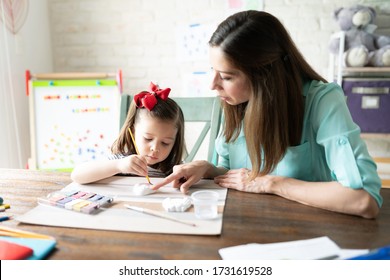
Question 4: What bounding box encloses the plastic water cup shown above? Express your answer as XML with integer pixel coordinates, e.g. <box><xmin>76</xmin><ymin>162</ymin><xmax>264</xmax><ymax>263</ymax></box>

<box><xmin>191</xmin><ymin>190</ymin><xmax>219</xmax><ymax>219</ymax></box>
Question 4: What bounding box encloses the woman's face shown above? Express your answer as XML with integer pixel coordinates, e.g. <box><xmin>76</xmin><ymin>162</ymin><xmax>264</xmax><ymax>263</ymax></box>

<box><xmin>209</xmin><ymin>46</ymin><xmax>251</xmax><ymax>105</ymax></box>
<box><xmin>133</xmin><ymin>111</ymin><xmax>177</xmax><ymax>165</ymax></box>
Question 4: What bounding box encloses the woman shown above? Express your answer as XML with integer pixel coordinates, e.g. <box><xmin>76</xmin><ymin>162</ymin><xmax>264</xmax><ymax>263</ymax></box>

<box><xmin>153</xmin><ymin>11</ymin><xmax>382</xmax><ymax>219</ymax></box>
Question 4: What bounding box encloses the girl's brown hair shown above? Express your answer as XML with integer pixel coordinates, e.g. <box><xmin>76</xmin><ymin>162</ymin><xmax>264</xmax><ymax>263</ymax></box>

<box><xmin>111</xmin><ymin>97</ymin><xmax>185</xmax><ymax>174</ymax></box>
<box><xmin>209</xmin><ymin>11</ymin><xmax>326</xmax><ymax>178</ymax></box>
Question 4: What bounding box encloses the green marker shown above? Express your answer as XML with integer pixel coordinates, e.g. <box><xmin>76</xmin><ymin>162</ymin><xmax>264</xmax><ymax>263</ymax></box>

<box><xmin>0</xmin><ymin>197</ymin><xmax>3</xmax><ymax>204</ymax></box>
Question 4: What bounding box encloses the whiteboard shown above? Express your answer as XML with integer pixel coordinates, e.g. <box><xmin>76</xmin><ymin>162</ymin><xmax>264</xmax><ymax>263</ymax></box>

<box><xmin>29</xmin><ymin>79</ymin><xmax>120</xmax><ymax>171</ymax></box>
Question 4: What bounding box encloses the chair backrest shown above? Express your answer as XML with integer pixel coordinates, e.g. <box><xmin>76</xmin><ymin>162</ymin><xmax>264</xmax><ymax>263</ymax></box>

<box><xmin>119</xmin><ymin>95</ymin><xmax>222</xmax><ymax>164</ymax></box>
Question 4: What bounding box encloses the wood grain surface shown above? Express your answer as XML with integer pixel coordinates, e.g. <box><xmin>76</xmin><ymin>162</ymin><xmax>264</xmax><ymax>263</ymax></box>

<box><xmin>0</xmin><ymin>168</ymin><xmax>389</xmax><ymax>260</ymax></box>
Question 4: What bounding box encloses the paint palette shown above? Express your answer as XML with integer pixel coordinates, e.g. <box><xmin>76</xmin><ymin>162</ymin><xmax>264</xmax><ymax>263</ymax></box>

<box><xmin>37</xmin><ymin>190</ymin><xmax>114</xmax><ymax>214</ymax></box>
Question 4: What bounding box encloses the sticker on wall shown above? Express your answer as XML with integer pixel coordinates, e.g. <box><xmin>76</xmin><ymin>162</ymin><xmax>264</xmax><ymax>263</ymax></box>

<box><xmin>181</xmin><ymin>71</ymin><xmax>214</xmax><ymax>97</ymax></box>
<box><xmin>176</xmin><ymin>23</ymin><xmax>214</xmax><ymax>62</ymax></box>
<box><xmin>0</xmin><ymin>0</ymin><xmax>29</xmax><ymax>34</ymax></box>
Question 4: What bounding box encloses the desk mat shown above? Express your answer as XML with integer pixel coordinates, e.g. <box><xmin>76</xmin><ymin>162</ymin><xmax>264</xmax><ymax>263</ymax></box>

<box><xmin>16</xmin><ymin>177</ymin><xmax>227</xmax><ymax>235</ymax></box>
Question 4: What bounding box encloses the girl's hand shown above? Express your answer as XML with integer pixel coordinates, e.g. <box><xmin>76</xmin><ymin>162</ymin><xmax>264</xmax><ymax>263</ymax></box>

<box><xmin>152</xmin><ymin>160</ymin><xmax>212</xmax><ymax>194</ymax></box>
<box><xmin>117</xmin><ymin>155</ymin><xmax>148</xmax><ymax>177</ymax></box>
<box><xmin>214</xmin><ymin>168</ymin><xmax>277</xmax><ymax>193</ymax></box>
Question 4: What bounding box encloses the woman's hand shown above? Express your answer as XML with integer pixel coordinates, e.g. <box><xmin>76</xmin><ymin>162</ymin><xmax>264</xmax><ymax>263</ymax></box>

<box><xmin>117</xmin><ymin>155</ymin><xmax>148</xmax><ymax>177</ymax></box>
<box><xmin>152</xmin><ymin>160</ymin><xmax>214</xmax><ymax>194</ymax></box>
<box><xmin>214</xmin><ymin>168</ymin><xmax>278</xmax><ymax>193</ymax></box>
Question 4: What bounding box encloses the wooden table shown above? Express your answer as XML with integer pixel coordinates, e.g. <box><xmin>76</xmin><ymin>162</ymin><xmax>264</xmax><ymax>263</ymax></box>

<box><xmin>1</xmin><ymin>168</ymin><xmax>389</xmax><ymax>260</ymax></box>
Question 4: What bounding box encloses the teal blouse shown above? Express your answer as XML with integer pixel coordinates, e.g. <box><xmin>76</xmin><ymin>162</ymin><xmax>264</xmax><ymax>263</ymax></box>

<box><xmin>215</xmin><ymin>80</ymin><xmax>383</xmax><ymax>206</ymax></box>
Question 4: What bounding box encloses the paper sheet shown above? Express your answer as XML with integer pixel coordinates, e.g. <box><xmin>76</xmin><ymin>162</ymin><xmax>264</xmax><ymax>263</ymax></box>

<box><xmin>219</xmin><ymin>237</ymin><xmax>342</xmax><ymax>260</ymax></box>
<box><xmin>219</xmin><ymin>236</ymin><xmax>371</xmax><ymax>260</ymax></box>
<box><xmin>16</xmin><ymin>176</ymin><xmax>227</xmax><ymax>235</ymax></box>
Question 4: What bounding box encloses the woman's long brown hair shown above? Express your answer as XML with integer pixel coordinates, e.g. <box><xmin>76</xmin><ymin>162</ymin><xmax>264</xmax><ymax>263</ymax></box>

<box><xmin>209</xmin><ymin>11</ymin><xmax>326</xmax><ymax>178</ymax></box>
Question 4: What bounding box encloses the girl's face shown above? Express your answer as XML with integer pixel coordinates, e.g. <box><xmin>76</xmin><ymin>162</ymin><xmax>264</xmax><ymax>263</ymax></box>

<box><xmin>133</xmin><ymin>112</ymin><xmax>177</xmax><ymax>165</ymax></box>
<box><xmin>209</xmin><ymin>46</ymin><xmax>251</xmax><ymax>105</ymax></box>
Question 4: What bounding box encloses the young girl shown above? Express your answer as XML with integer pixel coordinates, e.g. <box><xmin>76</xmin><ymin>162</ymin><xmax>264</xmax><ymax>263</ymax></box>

<box><xmin>152</xmin><ymin>11</ymin><xmax>382</xmax><ymax>219</ymax></box>
<box><xmin>71</xmin><ymin>82</ymin><xmax>185</xmax><ymax>184</ymax></box>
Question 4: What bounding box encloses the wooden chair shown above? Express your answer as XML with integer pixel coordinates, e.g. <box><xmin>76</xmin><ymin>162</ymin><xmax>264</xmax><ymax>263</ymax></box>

<box><xmin>120</xmin><ymin>95</ymin><xmax>222</xmax><ymax>164</ymax></box>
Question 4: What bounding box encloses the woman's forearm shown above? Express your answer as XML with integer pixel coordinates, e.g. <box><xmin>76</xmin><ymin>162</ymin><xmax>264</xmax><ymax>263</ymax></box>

<box><xmin>267</xmin><ymin>177</ymin><xmax>379</xmax><ymax>219</ymax></box>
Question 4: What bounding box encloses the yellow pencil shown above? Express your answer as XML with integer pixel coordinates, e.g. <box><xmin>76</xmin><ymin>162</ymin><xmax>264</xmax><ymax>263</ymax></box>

<box><xmin>0</xmin><ymin>225</ymin><xmax>54</xmax><ymax>240</ymax></box>
<box><xmin>128</xmin><ymin>127</ymin><xmax>152</xmax><ymax>185</ymax></box>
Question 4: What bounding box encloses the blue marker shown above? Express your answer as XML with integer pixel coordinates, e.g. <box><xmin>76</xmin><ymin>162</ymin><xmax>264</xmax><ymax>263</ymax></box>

<box><xmin>347</xmin><ymin>245</ymin><xmax>390</xmax><ymax>260</ymax></box>
<box><xmin>0</xmin><ymin>197</ymin><xmax>3</xmax><ymax>204</ymax></box>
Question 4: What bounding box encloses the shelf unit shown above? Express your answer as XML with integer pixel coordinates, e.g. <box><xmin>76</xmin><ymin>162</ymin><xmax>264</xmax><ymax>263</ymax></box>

<box><xmin>328</xmin><ymin>35</ymin><xmax>390</xmax><ymax>187</ymax></box>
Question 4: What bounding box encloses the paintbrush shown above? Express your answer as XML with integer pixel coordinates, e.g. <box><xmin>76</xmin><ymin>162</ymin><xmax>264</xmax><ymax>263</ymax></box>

<box><xmin>124</xmin><ymin>204</ymin><xmax>196</xmax><ymax>227</ymax></box>
<box><xmin>128</xmin><ymin>127</ymin><xmax>152</xmax><ymax>185</ymax></box>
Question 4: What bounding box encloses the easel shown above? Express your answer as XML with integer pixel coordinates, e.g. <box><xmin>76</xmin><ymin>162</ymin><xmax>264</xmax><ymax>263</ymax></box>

<box><xmin>26</xmin><ymin>70</ymin><xmax>122</xmax><ymax>171</ymax></box>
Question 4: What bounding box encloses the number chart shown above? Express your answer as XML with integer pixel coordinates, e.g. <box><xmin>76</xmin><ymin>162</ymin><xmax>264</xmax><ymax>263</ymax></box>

<box><xmin>27</xmin><ymin>71</ymin><xmax>122</xmax><ymax>171</ymax></box>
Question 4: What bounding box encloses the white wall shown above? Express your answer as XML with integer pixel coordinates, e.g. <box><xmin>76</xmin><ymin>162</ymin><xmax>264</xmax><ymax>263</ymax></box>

<box><xmin>0</xmin><ymin>0</ymin><xmax>53</xmax><ymax>168</ymax></box>
<box><xmin>1</xmin><ymin>0</ymin><xmax>389</xmax><ymax>168</ymax></box>
<box><xmin>45</xmin><ymin>0</ymin><xmax>390</xmax><ymax>163</ymax></box>
<box><xmin>47</xmin><ymin>0</ymin><xmax>390</xmax><ymax>96</ymax></box>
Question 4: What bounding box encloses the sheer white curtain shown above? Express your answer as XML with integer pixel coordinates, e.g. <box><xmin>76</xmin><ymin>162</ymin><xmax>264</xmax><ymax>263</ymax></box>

<box><xmin>0</xmin><ymin>0</ymin><xmax>53</xmax><ymax>168</ymax></box>
<box><xmin>0</xmin><ymin>1</ymin><xmax>23</xmax><ymax>168</ymax></box>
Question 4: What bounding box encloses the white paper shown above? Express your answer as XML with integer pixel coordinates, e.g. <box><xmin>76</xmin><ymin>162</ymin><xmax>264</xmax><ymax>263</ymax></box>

<box><xmin>336</xmin><ymin>249</ymin><xmax>370</xmax><ymax>260</ymax></box>
<box><xmin>219</xmin><ymin>236</ymin><xmax>342</xmax><ymax>260</ymax></box>
<box><xmin>175</xmin><ymin>24</ymin><xmax>214</xmax><ymax>62</ymax></box>
<box><xmin>16</xmin><ymin>177</ymin><xmax>227</xmax><ymax>235</ymax></box>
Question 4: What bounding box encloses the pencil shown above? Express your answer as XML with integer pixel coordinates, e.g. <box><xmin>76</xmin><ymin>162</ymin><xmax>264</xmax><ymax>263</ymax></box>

<box><xmin>0</xmin><ymin>216</ymin><xmax>12</xmax><ymax>222</ymax></box>
<box><xmin>127</xmin><ymin>127</ymin><xmax>152</xmax><ymax>185</ymax></box>
<box><xmin>0</xmin><ymin>225</ymin><xmax>54</xmax><ymax>239</ymax></box>
<box><xmin>124</xmin><ymin>204</ymin><xmax>196</xmax><ymax>227</ymax></box>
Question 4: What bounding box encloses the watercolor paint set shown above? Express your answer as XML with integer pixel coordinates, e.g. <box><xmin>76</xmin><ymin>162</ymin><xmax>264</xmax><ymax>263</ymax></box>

<box><xmin>38</xmin><ymin>190</ymin><xmax>114</xmax><ymax>214</ymax></box>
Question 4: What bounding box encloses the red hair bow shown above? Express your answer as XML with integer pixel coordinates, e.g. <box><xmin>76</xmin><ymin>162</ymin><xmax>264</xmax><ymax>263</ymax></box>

<box><xmin>134</xmin><ymin>82</ymin><xmax>171</xmax><ymax>111</ymax></box>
